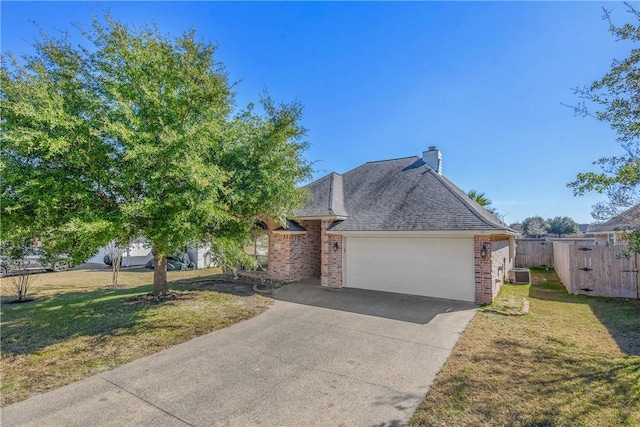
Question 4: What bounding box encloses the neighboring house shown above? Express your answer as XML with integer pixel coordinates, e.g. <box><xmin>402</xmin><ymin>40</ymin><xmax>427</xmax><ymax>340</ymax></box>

<box><xmin>258</xmin><ymin>147</ymin><xmax>517</xmax><ymax>303</ymax></box>
<box><xmin>587</xmin><ymin>204</ymin><xmax>640</xmax><ymax>245</ymax></box>
<box><xmin>86</xmin><ymin>238</ymin><xmax>214</xmax><ymax>269</ymax></box>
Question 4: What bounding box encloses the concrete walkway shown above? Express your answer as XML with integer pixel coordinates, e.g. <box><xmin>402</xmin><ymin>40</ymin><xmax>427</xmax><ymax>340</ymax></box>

<box><xmin>2</xmin><ymin>280</ymin><xmax>476</xmax><ymax>427</ymax></box>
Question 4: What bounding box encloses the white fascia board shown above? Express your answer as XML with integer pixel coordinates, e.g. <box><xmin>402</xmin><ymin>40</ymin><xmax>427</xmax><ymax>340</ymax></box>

<box><xmin>326</xmin><ymin>229</ymin><xmax>516</xmax><ymax>237</ymax></box>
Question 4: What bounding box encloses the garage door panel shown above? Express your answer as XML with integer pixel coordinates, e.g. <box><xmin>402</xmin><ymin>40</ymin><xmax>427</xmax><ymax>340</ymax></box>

<box><xmin>345</xmin><ymin>237</ymin><xmax>474</xmax><ymax>302</ymax></box>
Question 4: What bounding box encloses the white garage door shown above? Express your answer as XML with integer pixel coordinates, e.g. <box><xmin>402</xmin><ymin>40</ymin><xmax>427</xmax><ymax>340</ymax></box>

<box><xmin>344</xmin><ymin>236</ymin><xmax>475</xmax><ymax>302</ymax></box>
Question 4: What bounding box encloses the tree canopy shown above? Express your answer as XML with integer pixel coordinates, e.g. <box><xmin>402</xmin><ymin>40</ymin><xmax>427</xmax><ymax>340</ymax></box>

<box><xmin>1</xmin><ymin>16</ymin><xmax>311</xmax><ymax>295</ymax></box>
<box><xmin>522</xmin><ymin>216</ymin><xmax>549</xmax><ymax>238</ymax></box>
<box><xmin>568</xmin><ymin>3</ymin><xmax>640</xmax><ymax>220</ymax></box>
<box><xmin>547</xmin><ymin>216</ymin><xmax>578</xmax><ymax>238</ymax></box>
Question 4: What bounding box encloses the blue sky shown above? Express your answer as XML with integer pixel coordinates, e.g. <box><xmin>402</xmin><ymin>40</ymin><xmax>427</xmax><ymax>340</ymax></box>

<box><xmin>1</xmin><ymin>1</ymin><xmax>633</xmax><ymax>224</ymax></box>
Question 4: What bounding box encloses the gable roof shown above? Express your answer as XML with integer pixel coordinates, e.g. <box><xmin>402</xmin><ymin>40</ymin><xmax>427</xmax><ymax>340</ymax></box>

<box><xmin>295</xmin><ymin>172</ymin><xmax>347</xmax><ymax>218</ymax></box>
<box><xmin>587</xmin><ymin>204</ymin><xmax>640</xmax><ymax>233</ymax></box>
<box><xmin>295</xmin><ymin>156</ymin><xmax>514</xmax><ymax>233</ymax></box>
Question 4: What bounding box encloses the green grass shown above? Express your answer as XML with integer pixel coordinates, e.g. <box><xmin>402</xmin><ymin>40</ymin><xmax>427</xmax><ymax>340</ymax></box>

<box><xmin>0</xmin><ymin>267</ymin><xmax>271</xmax><ymax>406</ymax></box>
<box><xmin>410</xmin><ymin>269</ymin><xmax>640</xmax><ymax>426</ymax></box>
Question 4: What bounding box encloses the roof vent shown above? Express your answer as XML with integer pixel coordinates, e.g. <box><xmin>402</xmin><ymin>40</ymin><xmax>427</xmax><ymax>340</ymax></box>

<box><xmin>423</xmin><ymin>147</ymin><xmax>442</xmax><ymax>175</ymax></box>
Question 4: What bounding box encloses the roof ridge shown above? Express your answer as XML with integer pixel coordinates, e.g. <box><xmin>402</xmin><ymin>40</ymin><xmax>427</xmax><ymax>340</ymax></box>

<box><xmin>364</xmin><ymin>155</ymin><xmax>419</xmax><ymax>164</ymax></box>
<box><xmin>329</xmin><ymin>173</ymin><xmax>347</xmax><ymax>217</ymax></box>
<box><xmin>426</xmin><ymin>168</ymin><xmax>513</xmax><ymax>232</ymax></box>
<box><xmin>339</xmin><ymin>155</ymin><xmax>420</xmax><ymax>178</ymax></box>
<box><xmin>328</xmin><ymin>173</ymin><xmax>335</xmax><ymax>215</ymax></box>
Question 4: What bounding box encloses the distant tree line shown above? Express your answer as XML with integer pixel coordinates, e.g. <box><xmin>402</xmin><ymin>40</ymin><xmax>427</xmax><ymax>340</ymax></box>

<box><xmin>509</xmin><ymin>216</ymin><xmax>579</xmax><ymax>238</ymax></box>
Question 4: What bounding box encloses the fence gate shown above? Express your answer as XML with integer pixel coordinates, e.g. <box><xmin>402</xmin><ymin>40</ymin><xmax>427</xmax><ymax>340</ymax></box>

<box><xmin>572</xmin><ymin>245</ymin><xmax>639</xmax><ymax>299</ymax></box>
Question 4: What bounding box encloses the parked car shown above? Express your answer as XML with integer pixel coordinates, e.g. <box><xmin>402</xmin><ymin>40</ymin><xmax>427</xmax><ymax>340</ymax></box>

<box><xmin>0</xmin><ymin>249</ymin><xmax>72</xmax><ymax>278</ymax></box>
<box><xmin>145</xmin><ymin>253</ymin><xmax>195</xmax><ymax>271</ymax></box>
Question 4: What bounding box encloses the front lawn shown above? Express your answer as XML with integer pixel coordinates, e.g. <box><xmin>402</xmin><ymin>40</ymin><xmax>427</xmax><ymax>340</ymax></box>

<box><xmin>0</xmin><ymin>267</ymin><xmax>272</xmax><ymax>406</ymax></box>
<box><xmin>410</xmin><ymin>269</ymin><xmax>640</xmax><ymax>426</ymax></box>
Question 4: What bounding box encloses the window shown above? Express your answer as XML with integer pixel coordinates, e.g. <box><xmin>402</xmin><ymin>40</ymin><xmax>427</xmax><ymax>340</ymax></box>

<box><xmin>244</xmin><ymin>221</ymin><xmax>268</xmax><ymax>270</ymax></box>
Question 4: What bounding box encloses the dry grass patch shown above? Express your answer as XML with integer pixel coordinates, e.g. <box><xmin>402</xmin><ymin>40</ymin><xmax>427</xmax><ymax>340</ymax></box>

<box><xmin>410</xmin><ymin>269</ymin><xmax>640</xmax><ymax>426</ymax></box>
<box><xmin>1</xmin><ymin>267</ymin><xmax>272</xmax><ymax>406</ymax></box>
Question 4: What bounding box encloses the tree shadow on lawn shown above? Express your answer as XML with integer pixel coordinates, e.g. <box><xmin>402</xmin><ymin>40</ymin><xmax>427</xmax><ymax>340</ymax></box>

<box><xmin>528</xmin><ymin>270</ymin><xmax>640</xmax><ymax>356</ymax></box>
<box><xmin>436</xmin><ymin>337</ymin><xmax>640</xmax><ymax>426</ymax></box>
<box><xmin>0</xmin><ymin>274</ymin><xmax>263</xmax><ymax>357</ymax></box>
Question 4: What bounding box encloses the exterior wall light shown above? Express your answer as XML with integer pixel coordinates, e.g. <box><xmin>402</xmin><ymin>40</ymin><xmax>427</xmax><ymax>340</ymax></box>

<box><xmin>480</xmin><ymin>244</ymin><xmax>488</xmax><ymax>258</ymax></box>
<box><xmin>332</xmin><ymin>241</ymin><xmax>339</xmax><ymax>252</ymax></box>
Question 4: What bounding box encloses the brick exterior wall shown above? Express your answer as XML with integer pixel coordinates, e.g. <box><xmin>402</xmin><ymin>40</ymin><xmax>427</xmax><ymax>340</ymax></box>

<box><xmin>268</xmin><ymin>231</ymin><xmax>292</xmax><ymax>281</ymax></box>
<box><xmin>266</xmin><ymin>220</ymin><xmax>321</xmax><ymax>282</ymax></box>
<box><xmin>268</xmin><ymin>219</ymin><xmax>512</xmax><ymax>302</ymax></box>
<box><xmin>491</xmin><ymin>236</ymin><xmax>512</xmax><ymax>295</ymax></box>
<box><xmin>474</xmin><ymin>235</ymin><xmax>514</xmax><ymax>303</ymax></box>
<box><xmin>320</xmin><ymin>220</ymin><xmax>343</xmax><ymax>287</ymax></box>
<box><xmin>291</xmin><ymin>220</ymin><xmax>321</xmax><ymax>280</ymax></box>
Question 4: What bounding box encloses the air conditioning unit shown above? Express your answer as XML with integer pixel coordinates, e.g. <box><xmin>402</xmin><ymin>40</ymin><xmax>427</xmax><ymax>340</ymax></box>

<box><xmin>509</xmin><ymin>268</ymin><xmax>531</xmax><ymax>284</ymax></box>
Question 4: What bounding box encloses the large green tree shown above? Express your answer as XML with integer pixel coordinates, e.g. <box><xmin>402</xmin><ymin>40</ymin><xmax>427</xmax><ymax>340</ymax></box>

<box><xmin>568</xmin><ymin>3</ymin><xmax>640</xmax><ymax>220</ymax></box>
<box><xmin>1</xmin><ymin>16</ymin><xmax>311</xmax><ymax>296</ymax></box>
<box><xmin>547</xmin><ymin>216</ymin><xmax>578</xmax><ymax>238</ymax></box>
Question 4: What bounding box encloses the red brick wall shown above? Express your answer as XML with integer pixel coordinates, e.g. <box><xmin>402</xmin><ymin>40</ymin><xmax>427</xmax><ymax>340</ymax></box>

<box><xmin>320</xmin><ymin>221</ymin><xmax>343</xmax><ymax>287</ymax></box>
<box><xmin>268</xmin><ymin>231</ymin><xmax>292</xmax><ymax>281</ymax></box>
<box><xmin>474</xmin><ymin>236</ymin><xmax>493</xmax><ymax>303</ymax></box>
<box><xmin>290</xmin><ymin>220</ymin><xmax>321</xmax><ymax>280</ymax></box>
<box><xmin>474</xmin><ymin>235</ymin><xmax>513</xmax><ymax>303</ymax></box>
<box><xmin>267</xmin><ymin>220</ymin><xmax>322</xmax><ymax>282</ymax></box>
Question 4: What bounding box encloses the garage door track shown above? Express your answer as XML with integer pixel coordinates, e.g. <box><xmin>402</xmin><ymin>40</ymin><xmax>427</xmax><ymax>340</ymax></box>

<box><xmin>2</xmin><ymin>279</ymin><xmax>476</xmax><ymax>427</ymax></box>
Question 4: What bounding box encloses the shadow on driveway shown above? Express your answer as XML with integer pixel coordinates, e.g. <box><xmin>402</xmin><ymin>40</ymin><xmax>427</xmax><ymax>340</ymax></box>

<box><xmin>275</xmin><ymin>278</ymin><xmax>477</xmax><ymax>325</ymax></box>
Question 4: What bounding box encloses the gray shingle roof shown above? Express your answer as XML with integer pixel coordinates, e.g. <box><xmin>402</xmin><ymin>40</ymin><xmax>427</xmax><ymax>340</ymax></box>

<box><xmin>295</xmin><ymin>172</ymin><xmax>347</xmax><ymax>218</ymax></box>
<box><xmin>587</xmin><ymin>204</ymin><xmax>640</xmax><ymax>233</ymax></box>
<box><xmin>275</xmin><ymin>219</ymin><xmax>307</xmax><ymax>232</ymax></box>
<box><xmin>295</xmin><ymin>156</ymin><xmax>513</xmax><ymax>233</ymax></box>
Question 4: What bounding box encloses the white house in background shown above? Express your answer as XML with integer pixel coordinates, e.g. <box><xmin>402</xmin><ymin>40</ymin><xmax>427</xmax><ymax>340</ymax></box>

<box><xmin>86</xmin><ymin>238</ymin><xmax>215</xmax><ymax>269</ymax></box>
<box><xmin>587</xmin><ymin>204</ymin><xmax>640</xmax><ymax>245</ymax></box>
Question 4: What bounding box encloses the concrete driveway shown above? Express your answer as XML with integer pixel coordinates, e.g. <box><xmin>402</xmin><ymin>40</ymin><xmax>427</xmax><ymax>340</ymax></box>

<box><xmin>2</xmin><ymin>279</ymin><xmax>476</xmax><ymax>427</ymax></box>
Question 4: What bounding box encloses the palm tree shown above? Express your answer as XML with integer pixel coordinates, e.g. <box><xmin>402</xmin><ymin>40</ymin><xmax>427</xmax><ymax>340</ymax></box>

<box><xmin>468</xmin><ymin>189</ymin><xmax>498</xmax><ymax>217</ymax></box>
<box><xmin>468</xmin><ymin>189</ymin><xmax>492</xmax><ymax>207</ymax></box>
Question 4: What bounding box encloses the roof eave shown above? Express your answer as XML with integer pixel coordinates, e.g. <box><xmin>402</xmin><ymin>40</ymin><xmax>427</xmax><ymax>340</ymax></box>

<box><xmin>272</xmin><ymin>230</ymin><xmax>307</xmax><ymax>235</ymax></box>
<box><xmin>326</xmin><ymin>229</ymin><xmax>517</xmax><ymax>236</ymax></box>
<box><xmin>294</xmin><ymin>215</ymin><xmax>348</xmax><ymax>221</ymax></box>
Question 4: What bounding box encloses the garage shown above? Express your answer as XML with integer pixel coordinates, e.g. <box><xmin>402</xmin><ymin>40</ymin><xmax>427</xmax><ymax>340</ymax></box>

<box><xmin>344</xmin><ymin>236</ymin><xmax>475</xmax><ymax>302</ymax></box>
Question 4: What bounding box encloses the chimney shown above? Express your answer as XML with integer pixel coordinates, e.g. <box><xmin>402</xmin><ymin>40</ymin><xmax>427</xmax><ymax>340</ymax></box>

<box><xmin>423</xmin><ymin>146</ymin><xmax>442</xmax><ymax>175</ymax></box>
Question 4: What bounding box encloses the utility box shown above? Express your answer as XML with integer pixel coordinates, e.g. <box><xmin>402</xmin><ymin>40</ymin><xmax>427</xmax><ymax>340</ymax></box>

<box><xmin>509</xmin><ymin>268</ymin><xmax>531</xmax><ymax>284</ymax></box>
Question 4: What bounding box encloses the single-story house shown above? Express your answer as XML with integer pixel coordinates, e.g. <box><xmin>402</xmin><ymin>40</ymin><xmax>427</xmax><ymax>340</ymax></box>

<box><xmin>587</xmin><ymin>204</ymin><xmax>640</xmax><ymax>245</ymax></box>
<box><xmin>256</xmin><ymin>147</ymin><xmax>517</xmax><ymax>303</ymax></box>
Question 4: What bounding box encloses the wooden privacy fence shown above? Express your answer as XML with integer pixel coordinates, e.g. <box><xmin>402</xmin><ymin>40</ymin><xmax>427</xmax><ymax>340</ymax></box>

<box><xmin>515</xmin><ymin>238</ymin><xmax>596</xmax><ymax>268</ymax></box>
<box><xmin>515</xmin><ymin>239</ymin><xmax>555</xmax><ymax>268</ymax></box>
<box><xmin>552</xmin><ymin>241</ymin><xmax>639</xmax><ymax>299</ymax></box>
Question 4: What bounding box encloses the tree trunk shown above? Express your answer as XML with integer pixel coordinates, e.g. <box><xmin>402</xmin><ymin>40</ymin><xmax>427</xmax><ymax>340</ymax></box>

<box><xmin>111</xmin><ymin>250</ymin><xmax>122</xmax><ymax>287</ymax></box>
<box><xmin>153</xmin><ymin>252</ymin><xmax>168</xmax><ymax>296</ymax></box>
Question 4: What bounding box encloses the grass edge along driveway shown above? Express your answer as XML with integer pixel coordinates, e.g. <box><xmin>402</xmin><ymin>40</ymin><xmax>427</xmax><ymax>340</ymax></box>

<box><xmin>1</xmin><ymin>268</ymin><xmax>272</xmax><ymax>406</ymax></box>
<box><xmin>410</xmin><ymin>269</ymin><xmax>640</xmax><ymax>426</ymax></box>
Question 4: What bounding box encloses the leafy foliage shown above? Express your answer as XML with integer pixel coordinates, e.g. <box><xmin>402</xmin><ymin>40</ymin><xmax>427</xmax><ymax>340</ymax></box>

<box><xmin>1</xmin><ymin>16</ymin><xmax>311</xmax><ymax>295</ymax></box>
<box><xmin>467</xmin><ymin>189</ymin><xmax>492</xmax><ymax>207</ymax></box>
<box><xmin>547</xmin><ymin>216</ymin><xmax>578</xmax><ymax>238</ymax></box>
<box><xmin>522</xmin><ymin>216</ymin><xmax>549</xmax><ymax>237</ymax></box>
<box><xmin>567</xmin><ymin>3</ymin><xmax>640</xmax><ymax>220</ymax></box>
<box><xmin>467</xmin><ymin>189</ymin><xmax>499</xmax><ymax>217</ymax></box>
